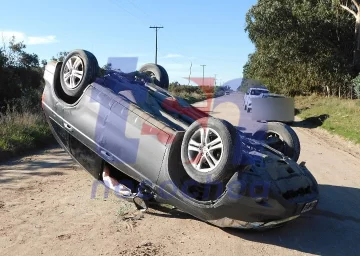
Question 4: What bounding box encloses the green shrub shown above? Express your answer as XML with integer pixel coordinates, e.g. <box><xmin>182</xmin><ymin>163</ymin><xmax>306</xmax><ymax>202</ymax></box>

<box><xmin>0</xmin><ymin>108</ymin><xmax>54</xmax><ymax>160</ymax></box>
<box><xmin>353</xmin><ymin>74</ymin><xmax>360</xmax><ymax>99</ymax></box>
<box><xmin>295</xmin><ymin>96</ymin><xmax>360</xmax><ymax>144</ymax></box>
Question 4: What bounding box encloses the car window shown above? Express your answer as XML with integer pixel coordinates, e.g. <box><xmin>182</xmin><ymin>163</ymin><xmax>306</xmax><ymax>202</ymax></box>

<box><xmin>251</xmin><ymin>89</ymin><xmax>267</xmax><ymax>95</ymax></box>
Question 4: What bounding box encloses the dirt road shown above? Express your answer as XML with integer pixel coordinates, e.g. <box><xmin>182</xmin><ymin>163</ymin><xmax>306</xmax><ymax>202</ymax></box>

<box><xmin>1</xmin><ymin>93</ymin><xmax>360</xmax><ymax>256</ymax></box>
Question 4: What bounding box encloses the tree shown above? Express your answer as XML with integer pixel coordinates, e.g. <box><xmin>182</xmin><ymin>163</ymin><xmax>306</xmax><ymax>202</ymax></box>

<box><xmin>243</xmin><ymin>0</ymin><xmax>355</xmax><ymax>97</ymax></box>
<box><xmin>51</xmin><ymin>51</ymin><xmax>69</xmax><ymax>62</ymax></box>
<box><xmin>41</xmin><ymin>59</ymin><xmax>47</xmax><ymax>67</ymax></box>
<box><xmin>352</xmin><ymin>73</ymin><xmax>360</xmax><ymax>97</ymax></box>
<box><xmin>0</xmin><ymin>36</ymin><xmax>43</xmax><ymax>112</ymax></box>
<box><xmin>339</xmin><ymin>0</ymin><xmax>360</xmax><ymax>73</ymax></box>
<box><xmin>169</xmin><ymin>81</ymin><xmax>181</xmax><ymax>87</ymax></box>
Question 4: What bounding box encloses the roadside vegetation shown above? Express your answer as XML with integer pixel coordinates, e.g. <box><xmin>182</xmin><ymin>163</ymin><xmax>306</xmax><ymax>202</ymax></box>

<box><xmin>295</xmin><ymin>95</ymin><xmax>360</xmax><ymax>144</ymax></box>
<box><xmin>0</xmin><ymin>37</ymin><xmax>55</xmax><ymax>161</ymax></box>
<box><xmin>168</xmin><ymin>82</ymin><xmax>228</xmax><ymax>103</ymax></box>
<box><xmin>0</xmin><ymin>109</ymin><xmax>53</xmax><ymax>160</ymax></box>
<box><xmin>240</xmin><ymin>0</ymin><xmax>360</xmax><ymax>99</ymax></box>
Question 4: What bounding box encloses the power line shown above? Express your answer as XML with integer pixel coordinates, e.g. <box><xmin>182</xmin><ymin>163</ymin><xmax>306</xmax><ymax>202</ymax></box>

<box><xmin>127</xmin><ymin>0</ymin><xmax>162</xmax><ymax>25</ymax></box>
<box><xmin>126</xmin><ymin>0</ymin><xmax>155</xmax><ymax>22</ymax></box>
<box><xmin>149</xmin><ymin>26</ymin><xmax>164</xmax><ymax>65</ymax></box>
<box><xmin>109</xmin><ymin>0</ymin><xmax>147</xmax><ymax>26</ymax></box>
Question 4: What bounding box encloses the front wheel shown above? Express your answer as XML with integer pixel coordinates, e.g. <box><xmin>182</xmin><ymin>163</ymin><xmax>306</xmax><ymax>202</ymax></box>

<box><xmin>180</xmin><ymin>117</ymin><xmax>237</xmax><ymax>184</ymax></box>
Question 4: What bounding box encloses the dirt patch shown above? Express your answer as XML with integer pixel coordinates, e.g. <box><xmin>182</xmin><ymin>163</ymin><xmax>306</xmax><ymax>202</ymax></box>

<box><xmin>118</xmin><ymin>241</ymin><xmax>166</xmax><ymax>256</ymax></box>
<box><xmin>57</xmin><ymin>234</ymin><xmax>72</xmax><ymax>240</ymax></box>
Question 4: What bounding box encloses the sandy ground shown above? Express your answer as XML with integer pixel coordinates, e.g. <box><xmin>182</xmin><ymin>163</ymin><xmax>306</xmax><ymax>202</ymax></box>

<box><xmin>1</xmin><ymin>93</ymin><xmax>360</xmax><ymax>256</ymax></box>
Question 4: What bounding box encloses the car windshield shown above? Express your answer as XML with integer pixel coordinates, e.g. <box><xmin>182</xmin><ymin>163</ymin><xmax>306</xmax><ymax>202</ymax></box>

<box><xmin>251</xmin><ymin>89</ymin><xmax>269</xmax><ymax>95</ymax></box>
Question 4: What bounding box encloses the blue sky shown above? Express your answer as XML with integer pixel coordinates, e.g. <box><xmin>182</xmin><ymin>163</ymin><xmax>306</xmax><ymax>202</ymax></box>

<box><xmin>1</xmin><ymin>0</ymin><xmax>257</xmax><ymax>87</ymax></box>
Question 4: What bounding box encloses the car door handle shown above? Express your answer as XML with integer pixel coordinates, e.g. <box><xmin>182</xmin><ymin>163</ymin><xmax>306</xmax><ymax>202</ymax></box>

<box><xmin>100</xmin><ymin>150</ymin><xmax>113</xmax><ymax>161</ymax></box>
<box><xmin>64</xmin><ymin>122</ymin><xmax>73</xmax><ymax>132</ymax></box>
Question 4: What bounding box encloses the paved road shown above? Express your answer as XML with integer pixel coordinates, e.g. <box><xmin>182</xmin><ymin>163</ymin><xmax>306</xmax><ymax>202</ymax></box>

<box><xmin>1</xmin><ymin>92</ymin><xmax>360</xmax><ymax>256</ymax></box>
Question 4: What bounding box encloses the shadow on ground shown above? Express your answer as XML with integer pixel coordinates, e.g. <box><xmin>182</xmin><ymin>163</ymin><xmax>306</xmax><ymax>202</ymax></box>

<box><xmin>0</xmin><ymin>146</ymin><xmax>74</xmax><ymax>184</ymax></box>
<box><xmin>147</xmin><ymin>184</ymin><xmax>360</xmax><ymax>255</ymax></box>
<box><xmin>146</xmin><ymin>204</ymin><xmax>193</xmax><ymax>220</ymax></box>
<box><xmin>224</xmin><ymin>184</ymin><xmax>360</xmax><ymax>256</ymax></box>
<box><xmin>292</xmin><ymin>114</ymin><xmax>330</xmax><ymax>129</ymax></box>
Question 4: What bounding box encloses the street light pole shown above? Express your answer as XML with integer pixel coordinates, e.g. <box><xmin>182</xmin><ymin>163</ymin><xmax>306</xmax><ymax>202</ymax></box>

<box><xmin>149</xmin><ymin>26</ymin><xmax>164</xmax><ymax>65</ymax></box>
<box><xmin>201</xmin><ymin>64</ymin><xmax>206</xmax><ymax>86</ymax></box>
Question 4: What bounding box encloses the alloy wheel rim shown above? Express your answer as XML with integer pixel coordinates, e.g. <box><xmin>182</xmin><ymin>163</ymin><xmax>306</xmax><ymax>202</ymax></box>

<box><xmin>63</xmin><ymin>56</ymin><xmax>84</xmax><ymax>89</ymax></box>
<box><xmin>187</xmin><ymin>127</ymin><xmax>224</xmax><ymax>173</ymax></box>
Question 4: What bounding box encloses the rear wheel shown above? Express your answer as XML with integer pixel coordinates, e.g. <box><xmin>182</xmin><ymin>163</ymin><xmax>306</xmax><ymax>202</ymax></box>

<box><xmin>253</xmin><ymin>122</ymin><xmax>301</xmax><ymax>162</ymax></box>
<box><xmin>60</xmin><ymin>49</ymin><xmax>99</xmax><ymax>99</ymax></box>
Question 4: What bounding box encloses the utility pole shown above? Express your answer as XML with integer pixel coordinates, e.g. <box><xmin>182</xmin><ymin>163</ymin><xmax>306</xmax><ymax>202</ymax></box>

<box><xmin>149</xmin><ymin>26</ymin><xmax>164</xmax><ymax>65</ymax></box>
<box><xmin>214</xmin><ymin>74</ymin><xmax>217</xmax><ymax>86</ymax></box>
<box><xmin>201</xmin><ymin>65</ymin><xmax>206</xmax><ymax>86</ymax></box>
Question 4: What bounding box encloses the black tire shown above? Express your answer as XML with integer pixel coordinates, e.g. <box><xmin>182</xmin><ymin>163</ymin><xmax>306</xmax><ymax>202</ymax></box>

<box><xmin>139</xmin><ymin>63</ymin><xmax>169</xmax><ymax>89</ymax></box>
<box><xmin>252</xmin><ymin>122</ymin><xmax>301</xmax><ymax>162</ymax></box>
<box><xmin>244</xmin><ymin>104</ymin><xmax>247</xmax><ymax>110</ymax></box>
<box><xmin>60</xmin><ymin>49</ymin><xmax>99</xmax><ymax>98</ymax></box>
<box><xmin>220</xmin><ymin>119</ymin><xmax>237</xmax><ymax>137</ymax></box>
<box><xmin>247</xmin><ymin>107</ymin><xmax>251</xmax><ymax>113</ymax></box>
<box><xmin>181</xmin><ymin>117</ymin><xmax>237</xmax><ymax>184</ymax></box>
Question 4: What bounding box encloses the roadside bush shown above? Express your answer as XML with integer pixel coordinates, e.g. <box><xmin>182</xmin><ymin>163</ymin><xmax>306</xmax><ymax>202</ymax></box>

<box><xmin>295</xmin><ymin>95</ymin><xmax>360</xmax><ymax>144</ymax></box>
<box><xmin>353</xmin><ymin>74</ymin><xmax>360</xmax><ymax>99</ymax></box>
<box><xmin>0</xmin><ymin>108</ymin><xmax>54</xmax><ymax>161</ymax></box>
<box><xmin>168</xmin><ymin>83</ymin><xmax>228</xmax><ymax>103</ymax></box>
<box><xmin>0</xmin><ymin>36</ymin><xmax>52</xmax><ymax>161</ymax></box>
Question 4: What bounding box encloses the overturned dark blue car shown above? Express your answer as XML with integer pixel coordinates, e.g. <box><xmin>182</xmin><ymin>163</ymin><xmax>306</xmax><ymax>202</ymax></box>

<box><xmin>41</xmin><ymin>49</ymin><xmax>319</xmax><ymax>230</ymax></box>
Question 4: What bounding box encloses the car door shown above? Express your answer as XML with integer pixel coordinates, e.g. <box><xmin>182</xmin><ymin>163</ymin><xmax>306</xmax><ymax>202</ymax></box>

<box><xmin>61</xmin><ymin>84</ymin><xmax>116</xmax><ymax>157</ymax></box>
<box><xmin>101</xmin><ymin>95</ymin><xmax>171</xmax><ymax>183</ymax></box>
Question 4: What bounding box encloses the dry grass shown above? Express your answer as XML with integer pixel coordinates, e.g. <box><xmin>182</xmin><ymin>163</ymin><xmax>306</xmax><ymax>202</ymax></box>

<box><xmin>295</xmin><ymin>95</ymin><xmax>360</xmax><ymax>144</ymax></box>
<box><xmin>0</xmin><ymin>108</ymin><xmax>54</xmax><ymax>160</ymax></box>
